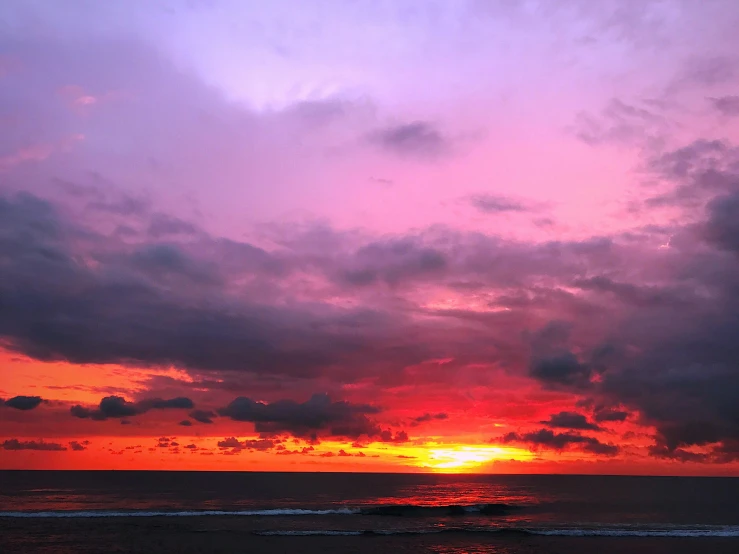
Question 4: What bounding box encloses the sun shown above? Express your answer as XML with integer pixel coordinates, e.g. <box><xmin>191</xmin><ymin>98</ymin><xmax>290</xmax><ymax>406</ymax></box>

<box><xmin>424</xmin><ymin>445</ymin><xmax>534</xmax><ymax>472</ymax></box>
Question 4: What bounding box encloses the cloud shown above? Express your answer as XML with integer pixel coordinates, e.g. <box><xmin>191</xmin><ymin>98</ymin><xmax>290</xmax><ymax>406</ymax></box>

<box><xmin>572</xmin><ymin>98</ymin><xmax>668</xmax><ymax>147</ymax></box>
<box><xmin>529</xmin><ymin>353</ymin><xmax>592</xmax><ymax>388</ymax></box>
<box><xmin>88</xmin><ymin>195</ymin><xmax>149</xmax><ymax>216</ymax></box>
<box><xmin>540</xmin><ymin>411</ymin><xmax>601</xmax><ymax>431</ymax></box>
<box><xmin>704</xmin><ymin>192</ymin><xmax>739</xmax><ymax>252</ymax></box>
<box><xmin>709</xmin><ymin>96</ymin><xmax>739</xmax><ymax>117</ymax></box>
<box><xmin>2</xmin><ymin>439</ymin><xmax>67</xmax><ymax>451</ymax></box>
<box><xmin>147</xmin><ymin>214</ymin><xmax>198</xmax><ymax>238</ymax></box>
<box><xmin>593</xmin><ymin>408</ymin><xmax>629</xmax><ymax>423</ymax></box>
<box><xmin>411</xmin><ymin>412</ymin><xmax>449</xmax><ymax>425</ymax></box>
<box><xmin>500</xmin><ymin>429</ymin><xmax>619</xmax><ymax>456</ymax></box>
<box><xmin>69</xmin><ymin>440</ymin><xmax>87</xmax><ymax>451</ymax></box>
<box><xmin>379</xmin><ymin>429</ymin><xmax>409</xmax><ymax>443</ymax></box>
<box><xmin>189</xmin><ymin>410</ymin><xmax>216</xmax><ymax>424</ymax></box>
<box><xmin>218</xmin><ymin>393</ymin><xmax>383</xmax><ymax>440</ymax></box>
<box><xmin>217</xmin><ymin>437</ymin><xmax>275</xmax><ymax>451</ymax></box>
<box><xmin>70</xmin><ymin>396</ymin><xmax>195</xmax><ymax>421</ymax></box>
<box><xmin>338</xmin><ymin>238</ymin><xmax>448</xmax><ymax>287</ymax></box>
<box><xmin>526</xmin><ymin>141</ymin><xmax>739</xmax><ymax>462</ymax></box>
<box><xmin>680</xmin><ymin>56</ymin><xmax>738</xmax><ymax>87</ymax></box>
<box><xmin>0</xmin><ymin>193</ymin><xmax>437</xmax><ymax>378</ymax></box>
<box><xmin>645</xmin><ymin>139</ymin><xmax>739</xmax><ymax>207</ymax></box>
<box><xmin>367</xmin><ymin>121</ymin><xmax>449</xmax><ymax>158</ymax></box>
<box><xmin>3</xmin><ymin>395</ymin><xmax>43</xmax><ymax>410</ymax></box>
<box><xmin>467</xmin><ymin>194</ymin><xmax>530</xmax><ymax>214</ymax></box>
<box><xmin>137</xmin><ymin>397</ymin><xmax>195</xmax><ymax>411</ymax></box>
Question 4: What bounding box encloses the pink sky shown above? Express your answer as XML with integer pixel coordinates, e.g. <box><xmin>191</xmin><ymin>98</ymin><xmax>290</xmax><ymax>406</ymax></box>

<box><xmin>2</xmin><ymin>0</ymin><xmax>739</xmax><ymax>473</ymax></box>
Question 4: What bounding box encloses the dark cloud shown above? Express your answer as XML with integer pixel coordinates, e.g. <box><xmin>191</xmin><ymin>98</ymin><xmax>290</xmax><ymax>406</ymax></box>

<box><xmin>573</xmin><ymin>276</ymin><xmax>691</xmax><ymax>308</ymax></box>
<box><xmin>70</xmin><ymin>396</ymin><xmax>195</xmax><ymax>421</ymax></box>
<box><xmin>189</xmin><ymin>409</ymin><xmax>216</xmax><ymax>424</ymax></box>
<box><xmin>0</xmin><ymin>193</ymin><xmax>435</xmax><ymax>378</ymax></box>
<box><xmin>367</xmin><ymin>121</ymin><xmax>449</xmax><ymax>158</ymax></box>
<box><xmin>467</xmin><ymin>194</ymin><xmax>529</xmax><ymax>214</ymax></box>
<box><xmin>128</xmin><ymin>243</ymin><xmax>222</xmax><ymax>286</ymax></box>
<box><xmin>217</xmin><ymin>437</ymin><xmax>275</xmax><ymax>451</ymax></box>
<box><xmin>710</xmin><ymin>96</ymin><xmax>739</xmax><ymax>117</ymax></box>
<box><xmin>147</xmin><ymin>214</ymin><xmax>198</xmax><ymax>238</ymax></box>
<box><xmin>704</xmin><ymin>192</ymin><xmax>739</xmax><ymax>252</ymax></box>
<box><xmin>217</xmin><ymin>437</ymin><xmax>241</xmax><ymax>449</ymax></box>
<box><xmin>219</xmin><ymin>393</ymin><xmax>383</xmax><ymax>440</ymax></box>
<box><xmin>500</xmin><ymin>429</ymin><xmax>619</xmax><ymax>456</ymax></box>
<box><xmin>540</xmin><ymin>411</ymin><xmax>601</xmax><ymax>431</ymax></box>
<box><xmin>646</xmin><ymin>139</ymin><xmax>739</xmax><ymax>207</ymax></box>
<box><xmin>379</xmin><ymin>429</ymin><xmax>409</xmax><ymax>443</ymax></box>
<box><xmin>69</xmin><ymin>441</ymin><xmax>87</xmax><ymax>451</ymax></box>
<box><xmin>529</xmin><ymin>353</ymin><xmax>592</xmax><ymax>388</ymax></box>
<box><xmin>2</xmin><ymin>439</ymin><xmax>67</xmax><ymax>451</ymax></box>
<box><xmin>411</xmin><ymin>412</ymin><xmax>449</xmax><ymax>425</ymax></box>
<box><xmin>179</xmin><ymin>420</ymin><xmax>193</xmax><ymax>426</ymax></box>
<box><xmin>593</xmin><ymin>408</ymin><xmax>629</xmax><ymax>423</ymax></box>
<box><xmin>533</xmin><ymin>141</ymin><xmax>739</xmax><ymax>463</ymax></box>
<box><xmin>4</xmin><ymin>395</ymin><xmax>43</xmax><ymax>410</ymax></box>
<box><xmin>138</xmin><ymin>397</ymin><xmax>195</xmax><ymax>411</ymax></box>
<box><xmin>339</xmin><ymin>238</ymin><xmax>447</xmax><ymax>287</ymax></box>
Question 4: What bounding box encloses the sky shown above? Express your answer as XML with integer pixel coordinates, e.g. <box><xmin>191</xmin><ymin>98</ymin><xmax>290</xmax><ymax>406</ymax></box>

<box><xmin>2</xmin><ymin>0</ymin><xmax>739</xmax><ymax>474</ymax></box>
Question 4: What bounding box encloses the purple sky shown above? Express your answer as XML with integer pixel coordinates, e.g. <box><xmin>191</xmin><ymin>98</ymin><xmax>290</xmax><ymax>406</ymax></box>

<box><xmin>2</xmin><ymin>1</ymin><xmax>739</xmax><ymax>472</ymax></box>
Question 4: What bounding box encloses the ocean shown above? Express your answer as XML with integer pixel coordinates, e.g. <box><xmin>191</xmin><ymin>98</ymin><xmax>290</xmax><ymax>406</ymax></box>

<box><xmin>1</xmin><ymin>471</ymin><xmax>738</xmax><ymax>552</ymax></box>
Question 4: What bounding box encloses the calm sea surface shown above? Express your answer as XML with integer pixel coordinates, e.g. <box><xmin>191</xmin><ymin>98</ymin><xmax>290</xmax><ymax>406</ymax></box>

<box><xmin>1</xmin><ymin>471</ymin><xmax>739</xmax><ymax>552</ymax></box>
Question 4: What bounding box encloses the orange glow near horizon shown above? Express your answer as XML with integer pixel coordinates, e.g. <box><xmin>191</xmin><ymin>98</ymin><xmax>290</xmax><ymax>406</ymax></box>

<box><xmin>425</xmin><ymin>446</ymin><xmax>535</xmax><ymax>472</ymax></box>
<box><xmin>3</xmin><ymin>352</ymin><xmax>739</xmax><ymax>476</ymax></box>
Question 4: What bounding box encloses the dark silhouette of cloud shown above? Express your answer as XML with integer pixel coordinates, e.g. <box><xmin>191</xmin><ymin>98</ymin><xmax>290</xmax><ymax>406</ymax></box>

<box><xmin>704</xmin><ymin>192</ymin><xmax>739</xmax><ymax>252</ymax></box>
<box><xmin>540</xmin><ymin>411</ymin><xmax>601</xmax><ymax>431</ymax></box>
<box><xmin>189</xmin><ymin>410</ymin><xmax>216</xmax><ymax>424</ymax></box>
<box><xmin>412</xmin><ymin>412</ymin><xmax>448</xmax><ymax>425</ymax></box>
<box><xmin>529</xmin><ymin>353</ymin><xmax>592</xmax><ymax>388</ymax></box>
<box><xmin>71</xmin><ymin>396</ymin><xmax>195</xmax><ymax>421</ymax></box>
<box><xmin>4</xmin><ymin>395</ymin><xmax>43</xmax><ymax>410</ymax></box>
<box><xmin>367</xmin><ymin>121</ymin><xmax>449</xmax><ymax>158</ymax></box>
<box><xmin>467</xmin><ymin>194</ymin><xmax>529</xmax><ymax>214</ymax></box>
<box><xmin>500</xmin><ymin>429</ymin><xmax>619</xmax><ymax>456</ymax></box>
<box><xmin>219</xmin><ymin>393</ymin><xmax>384</xmax><ymax>440</ymax></box>
<box><xmin>2</xmin><ymin>439</ymin><xmax>67</xmax><ymax>451</ymax></box>
<box><xmin>217</xmin><ymin>437</ymin><xmax>275</xmax><ymax>451</ymax></box>
<box><xmin>593</xmin><ymin>408</ymin><xmax>629</xmax><ymax>423</ymax></box>
<box><xmin>339</xmin><ymin>238</ymin><xmax>448</xmax><ymax>287</ymax></box>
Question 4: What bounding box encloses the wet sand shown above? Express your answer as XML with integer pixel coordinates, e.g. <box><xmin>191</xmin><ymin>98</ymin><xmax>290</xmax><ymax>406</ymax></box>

<box><xmin>2</xmin><ymin>517</ymin><xmax>739</xmax><ymax>554</ymax></box>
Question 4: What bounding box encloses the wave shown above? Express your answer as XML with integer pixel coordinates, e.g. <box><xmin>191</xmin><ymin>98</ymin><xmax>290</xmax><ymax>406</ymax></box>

<box><xmin>359</xmin><ymin>503</ymin><xmax>512</xmax><ymax>517</ymax></box>
<box><xmin>0</xmin><ymin>503</ymin><xmax>513</xmax><ymax>519</ymax></box>
<box><xmin>255</xmin><ymin>525</ymin><xmax>739</xmax><ymax>538</ymax></box>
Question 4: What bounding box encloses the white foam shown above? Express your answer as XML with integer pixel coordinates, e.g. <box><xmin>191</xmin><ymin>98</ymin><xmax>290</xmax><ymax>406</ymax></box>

<box><xmin>529</xmin><ymin>526</ymin><xmax>739</xmax><ymax>537</ymax></box>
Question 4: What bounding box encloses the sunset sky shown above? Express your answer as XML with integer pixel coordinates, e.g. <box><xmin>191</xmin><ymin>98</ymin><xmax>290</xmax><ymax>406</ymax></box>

<box><xmin>2</xmin><ymin>0</ymin><xmax>739</xmax><ymax>474</ymax></box>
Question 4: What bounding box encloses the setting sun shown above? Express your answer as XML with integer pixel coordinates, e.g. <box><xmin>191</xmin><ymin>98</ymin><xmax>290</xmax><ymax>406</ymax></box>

<box><xmin>425</xmin><ymin>446</ymin><xmax>534</xmax><ymax>472</ymax></box>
